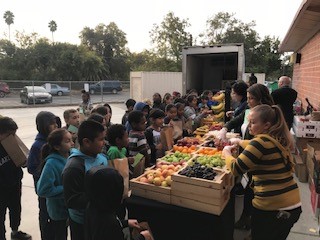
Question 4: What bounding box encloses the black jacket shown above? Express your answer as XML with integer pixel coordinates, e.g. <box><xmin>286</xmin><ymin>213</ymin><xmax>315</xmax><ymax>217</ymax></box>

<box><xmin>84</xmin><ymin>166</ymin><xmax>145</xmax><ymax>240</ymax></box>
<box><xmin>271</xmin><ymin>86</ymin><xmax>297</xmax><ymax>129</ymax></box>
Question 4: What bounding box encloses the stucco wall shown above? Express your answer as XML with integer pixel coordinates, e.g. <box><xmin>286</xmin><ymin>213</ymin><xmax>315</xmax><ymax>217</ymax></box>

<box><xmin>292</xmin><ymin>31</ymin><xmax>320</xmax><ymax>110</ymax></box>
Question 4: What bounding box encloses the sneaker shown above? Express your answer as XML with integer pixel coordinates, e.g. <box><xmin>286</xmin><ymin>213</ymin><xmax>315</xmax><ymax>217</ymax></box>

<box><xmin>11</xmin><ymin>231</ymin><xmax>32</xmax><ymax>240</ymax></box>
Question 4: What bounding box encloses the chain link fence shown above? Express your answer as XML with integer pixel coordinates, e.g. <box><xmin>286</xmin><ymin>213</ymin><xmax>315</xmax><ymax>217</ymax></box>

<box><xmin>0</xmin><ymin>80</ymin><xmax>130</xmax><ymax>108</ymax></box>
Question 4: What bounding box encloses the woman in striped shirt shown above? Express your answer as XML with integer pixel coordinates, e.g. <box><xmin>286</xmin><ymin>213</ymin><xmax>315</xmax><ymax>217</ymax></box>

<box><xmin>223</xmin><ymin>104</ymin><xmax>301</xmax><ymax>240</ymax></box>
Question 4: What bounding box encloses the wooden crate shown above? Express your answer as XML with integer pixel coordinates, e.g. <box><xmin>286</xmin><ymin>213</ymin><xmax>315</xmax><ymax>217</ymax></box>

<box><xmin>171</xmin><ymin>168</ymin><xmax>234</xmax><ymax>215</ymax></box>
<box><xmin>130</xmin><ymin>172</ymin><xmax>171</xmax><ymax>204</ymax></box>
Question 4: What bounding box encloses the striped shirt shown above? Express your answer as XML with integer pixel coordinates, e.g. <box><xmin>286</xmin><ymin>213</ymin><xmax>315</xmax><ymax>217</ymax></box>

<box><xmin>226</xmin><ymin>134</ymin><xmax>300</xmax><ymax>211</ymax></box>
<box><xmin>128</xmin><ymin>130</ymin><xmax>151</xmax><ymax>163</ymax></box>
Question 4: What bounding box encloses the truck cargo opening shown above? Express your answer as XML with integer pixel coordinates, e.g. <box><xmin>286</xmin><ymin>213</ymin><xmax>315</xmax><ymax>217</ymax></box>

<box><xmin>182</xmin><ymin>44</ymin><xmax>245</xmax><ymax>94</ymax></box>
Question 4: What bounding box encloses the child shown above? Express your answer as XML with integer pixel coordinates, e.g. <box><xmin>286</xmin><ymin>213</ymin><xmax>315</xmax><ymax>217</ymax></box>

<box><xmin>27</xmin><ymin>111</ymin><xmax>61</xmax><ymax>240</ymax></box>
<box><xmin>145</xmin><ymin>109</ymin><xmax>165</xmax><ymax>165</ymax></box>
<box><xmin>222</xmin><ymin>104</ymin><xmax>301</xmax><ymax>240</ymax></box>
<box><xmin>107</xmin><ymin>124</ymin><xmax>131</xmax><ymax>161</ymax></box>
<box><xmin>79</xmin><ymin>90</ymin><xmax>93</xmax><ymax>117</ymax></box>
<box><xmin>175</xmin><ymin>102</ymin><xmax>192</xmax><ymax>138</ymax></box>
<box><xmin>63</xmin><ymin>109</ymin><xmax>80</xmax><ymax>148</ymax></box>
<box><xmin>63</xmin><ymin>109</ymin><xmax>80</xmax><ymax>130</ymax></box>
<box><xmin>62</xmin><ymin>120</ymin><xmax>108</xmax><ymax>240</ymax></box>
<box><xmin>84</xmin><ymin>166</ymin><xmax>153</xmax><ymax>240</ymax></box>
<box><xmin>125</xmin><ymin>102</ymin><xmax>150</xmax><ymax>133</ymax></box>
<box><xmin>128</xmin><ymin>111</ymin><xmax>151</xmax><ymax>167</ymax></box>
<box><xmin>198</xmin><ymin>95</ymin><xmax>209</xmax><ymax>110</ymax></box>
<box><xmin>163</xmin><ymin>104</ymin><xmax>177</xmax><ymax>126</ymax></box>
<box><xmin>37</xmin><ymin>129</ymin><xmax>74</xmax><ymax>240</ymax></box>
<box><xmin>122</xmin><ymin>99</ymin><xmax>136</xmax><ymax>125</ymax></box>
<box><xmin>0</xmin><ymin>117</ymin><xmax>31</xmax><ymax>240</ymax></box>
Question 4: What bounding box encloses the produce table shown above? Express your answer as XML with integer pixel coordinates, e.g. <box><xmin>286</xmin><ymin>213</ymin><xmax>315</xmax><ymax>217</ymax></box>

<box><xmin>126</xmin><ymin>194</ymin><xmax>235</xmax><ymax>240</ymax></box>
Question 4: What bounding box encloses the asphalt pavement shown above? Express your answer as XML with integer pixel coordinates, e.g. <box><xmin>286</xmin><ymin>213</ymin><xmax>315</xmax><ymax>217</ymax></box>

<box><xmin>1</xmin><ymin>104</ymin><xmax>319</xmax><ymax>240</ymax></box>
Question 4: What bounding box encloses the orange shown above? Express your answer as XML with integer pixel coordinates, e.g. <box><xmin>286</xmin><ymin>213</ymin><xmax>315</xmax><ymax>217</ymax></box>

<box><xmin>182</xmin><ymin>149</ymin><xmax>188</xmax><ymax>153</ymax></box>
<box><xmin>190</xmin><ymin>145</ymin><xmax>196</xmax><ymax>150</ymax></box>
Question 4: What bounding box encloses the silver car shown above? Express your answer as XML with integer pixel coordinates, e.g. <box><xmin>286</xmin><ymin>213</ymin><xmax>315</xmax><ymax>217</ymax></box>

<box><xmin>20</xmin><ymin>86</ymin><xmax>52</xmax><ymax>104</ymax></box>
<box><xmin>42</xmin><ymin>83</ymin><xmax>70</xmax><ymax>96</ymax></box>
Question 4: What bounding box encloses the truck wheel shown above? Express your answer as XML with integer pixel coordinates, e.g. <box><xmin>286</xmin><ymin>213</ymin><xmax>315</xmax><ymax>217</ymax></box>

<box><xmin>112</xmin><ymin>89</ymin><xmax>118</xmax><ymax>94</ymax></box>
<box><xmin>0</xmin><ymin>91</ymin><xmax>5</xmax><ymax>98</ymax></box>
<box><xmin>90</xmin><ymin>89</ymin><xmax>95</xmax><ymax>94</ymax></box>
<box><xmin>57</xmin><ymin>91</ymin><xmax>63</xmax><ymax>96</ymax></box>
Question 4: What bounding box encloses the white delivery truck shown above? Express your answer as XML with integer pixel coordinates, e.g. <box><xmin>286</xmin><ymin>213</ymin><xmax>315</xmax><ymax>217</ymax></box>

<box><xmin>182</xmin><ymin>43</ymin><xmax>245</xmax><ymax>95</ymax></box>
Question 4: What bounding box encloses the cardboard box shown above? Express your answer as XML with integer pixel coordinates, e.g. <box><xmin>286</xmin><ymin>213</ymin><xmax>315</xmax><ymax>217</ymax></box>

<box><xmin>309</xmin><ymin>177</ymin><xmax>320</xmax><ymax>217</ymax></box>
<box><xmin>293</xmin><ymin>154</ymin><xmax>308</xmax><ymax>183</ymax></box>
<box><xmin>294</xmin><ymin>116</ymin><xmax>320</xmax><ymax>128</ymax></box>
<box><xmin>1</xmin><ymin>134</ymin><xmax>29</xmax><ymax>167</ymax></box>
<box><xmin>294</xmin><ymin>137</ymin><xmax>320</xmax><ymax>161</ymax></box>
<box><xmin>293</xmin><ymin>125</ymin><xmax>320</xmax><ymax>138</ymax></box>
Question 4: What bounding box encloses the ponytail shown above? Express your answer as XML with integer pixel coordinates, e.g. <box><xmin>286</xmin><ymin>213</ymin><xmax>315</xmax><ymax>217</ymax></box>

<box><xmin>252</xmin><ymin>104</ymin><xmax>293</xmax><ymax>149</ymax></box>
<box><xmin>268</xmin><ymin>105</ymin><xmax>293</xmax><ymax>149</ymax></box>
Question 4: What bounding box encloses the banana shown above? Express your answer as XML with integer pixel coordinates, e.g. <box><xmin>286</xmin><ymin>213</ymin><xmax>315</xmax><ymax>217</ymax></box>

<box><xmin>211</xmin><ymin>102</ymin><xmax>224</xmax><ymax>112</ymax></box>
<box><xmin>212</xmin><ymin>92</ymin><xmax>225</xmax><ymax>102</ymax></box>
<box><xmin>214</xmin><ymin>111</ymin><xmax>225</xmax><ymax>119</ymax></box>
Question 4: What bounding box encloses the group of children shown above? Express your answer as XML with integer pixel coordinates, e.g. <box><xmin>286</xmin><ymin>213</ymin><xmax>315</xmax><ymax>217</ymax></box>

<box><xmin>0</xmin><ymin>88</ymin><xmax>218</xmax><ymax>240</ymax></box>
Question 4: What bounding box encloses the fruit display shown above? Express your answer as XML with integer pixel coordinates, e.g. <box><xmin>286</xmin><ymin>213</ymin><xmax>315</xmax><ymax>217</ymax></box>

<box><xmin>176</xmin><ymin>137</ymin><xmax>201</xmax><ymax>146</ymax></box>
<box><xmin>213</xmin><ymin>111</ymin><xmax>225</xmax><ymax>121</ymax></box>
<box><xmin>196</xmin><ymin>147</ymin><xmax>220</xmax><ymax>155</ymax></box>
<box><xmin>172</xmin><ymin>145</ymin><xmax>197</xmax><ymax>154</ymax></box>
<box><xmin>203</xmin><ymin>140</ymin><xmax>216</xmax><ymax>148</ymax></box>
<box><xmin>179</xmin><ymin>162</ymin><xmax>217</xmax><ymax>180</ymax></box>
<box><xmin>209</xmin><ymin>122</ymin><xmax>224</xmax><ymax>131</ymax></box>
<box><xmin>159</xmin><ymin>151</ymin><xmax>192</xmax><ymax>164</ymax></box>
<box><xmin>138</xmin><ymin>164</ymin><xmax>184</xmax><ymax>187</ymax></box>
<box><xmin>193</xmin><ymin>155</ymin><xmax>225</xmax><ymax>168</ymax></box>
<box><xmin>194</xmin><ymin>125</ymin><xmax>209</xmax><ymax>135</ymax></box>
<box><xmin>212</xmin><ymin>92</ymin><xmax>225</xmax><ymax>102</ymax></box>
<box><xmin>211</xmin><ymin>102</ymin><xmax>224</xmax><ymax>113</ymax></box>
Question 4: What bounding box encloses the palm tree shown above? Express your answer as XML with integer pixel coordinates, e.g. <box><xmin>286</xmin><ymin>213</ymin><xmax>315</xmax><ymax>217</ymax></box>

<box><xmin>3</xmin><ymin>11</ymin><xmax>14</xmax><ymax>41</ymax></box>
<box><xmin>48</xmin><ymin>20</ymin><xmax>57</xmax><ymax>43</ymax></box>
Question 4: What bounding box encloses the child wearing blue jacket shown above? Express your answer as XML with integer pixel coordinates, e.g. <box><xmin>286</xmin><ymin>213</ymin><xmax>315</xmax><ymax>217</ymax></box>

<box><xmin>37</xmin><ymin>129</ymin><xmax>74</xmax><ymax>240</ymax></box>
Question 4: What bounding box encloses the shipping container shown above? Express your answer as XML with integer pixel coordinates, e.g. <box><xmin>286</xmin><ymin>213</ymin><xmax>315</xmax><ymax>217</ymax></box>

<box><xmin>130</xmin><ymin>72</ymin><xmax>182</xmax><ymax>102</ymax></box>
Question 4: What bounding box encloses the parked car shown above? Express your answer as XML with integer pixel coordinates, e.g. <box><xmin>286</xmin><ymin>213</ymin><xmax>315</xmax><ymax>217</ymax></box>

<box><xmin>0</xmin><ymin>82</ymin><xmax>10</xmax><ymax>98</ymax></box>
<box><xmin>89</xmin><ymin>80</ymin><xmax>122</xmax><ymax>94</ymax></box>
<box><xmin>20</xmin><ymin>86</ymin><xmax>52</xmax><ymax>104</ymax></box>
<box><xmin>42</xmin><ymin>83</ymin><xmax>70</xmax><ymax>96</ymax></box>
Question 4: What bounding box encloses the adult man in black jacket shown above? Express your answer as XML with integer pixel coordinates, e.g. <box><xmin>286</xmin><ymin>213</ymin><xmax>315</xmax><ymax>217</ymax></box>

<box><xmin>271</xmin><ymin>76</ymin><xmax>297</xmax><ymax>129</ymax></box>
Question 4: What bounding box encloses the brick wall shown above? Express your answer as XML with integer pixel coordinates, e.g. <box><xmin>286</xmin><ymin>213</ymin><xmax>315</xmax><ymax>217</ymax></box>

<box><xmin>292</xmin><ymin>31</ymin><xmax>320</xmax><ymax>110</ymax></box>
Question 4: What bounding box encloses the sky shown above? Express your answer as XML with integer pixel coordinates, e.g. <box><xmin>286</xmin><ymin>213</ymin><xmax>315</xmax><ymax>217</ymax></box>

<box><xmin>1</xmin><ymin>0</ymin><xmax>303</xmax><ymax>53</ymax></box>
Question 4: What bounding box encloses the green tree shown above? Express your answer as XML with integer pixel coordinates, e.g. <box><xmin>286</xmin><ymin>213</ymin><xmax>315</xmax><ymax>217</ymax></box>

<box><xmin>150</xmin><ymin>11</ymin><xmax>191</xmax><ymax>67</ymax></box>
<box><xmin>79</xmin><ymin>22</ymin><xmax>130</xmax><ymax>79</ymax></box>
<box><xmin>3</xmin><ymin>10</ymin><xmax>14</xmax><ymax>41</ymax></box>
<box><xmin>48</xmin><ymin>20</ymin><xmax>57</xmax><ymax>43</ymax></box>
<box><xmin>201</xmin><ymin>12</ymin><xmax>284</xmax><ymax>79</ymax></box>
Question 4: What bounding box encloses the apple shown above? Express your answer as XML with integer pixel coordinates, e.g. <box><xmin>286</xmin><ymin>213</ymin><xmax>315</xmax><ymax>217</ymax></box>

<box><xmin>153</xmin><ymin>177</ymin><xmax>162</xmax><ymax>186</ymax></box>
<box><xmin>168</xmin><ymin>164</ymin><xmax>175</xmax><ymax>170</ymax></box>
<box><xmin>167</xmin><ymin>169</ymin><xmax>174</xmax><ymax>176</ymax></box>
<box><xmin>161</xmin><ymin>169</ymin><xmax>168</xmax><ymax>177</ymax></box>
<box><xmin>161</xmin><ymin>181</ymin><xmax>168</xmax><ymax>187</ymax></box>
<box><xmin>147</xmin><ymin>176</ymin><xmax>154</xmax><ymax>184</ymax></box>
<box><xmin>140</xmin><ymin>177</ymin><xmax>148</xmax><ymax>183</ymax></box>
<box><xmin>161</xmin><ymin>165</ymin><xmax>169</xmax><ymax>170</ymax></box>
<box><xmin>165</xmin><ymin>176</ymin><xmax>172</xmax><ymax>186</ymax></box>
<box><xmin>153</xmin><ymin>170</ymin><xmax>162</xmax><ymax>177</ymax></box>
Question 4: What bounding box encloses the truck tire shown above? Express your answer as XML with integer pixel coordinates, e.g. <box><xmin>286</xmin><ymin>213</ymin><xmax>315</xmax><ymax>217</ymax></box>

<box><xmin>57</xmin><ymin>91</ymin><xmax>63</xmax><ymax>96</ymax></box>
<box><xmin>90</xmin><ymin>89</ymin><xmax>95</xmax><ymax>94</ymax></box>
<box><xmin>0</xmin><ymin>91</ymin><xmax>5</xmax><ymax>98</ymax></box>
<box><xmin>112</xmin><ymin>89</ymin><xmax>118</xmax><ymax>94</ymax></box>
